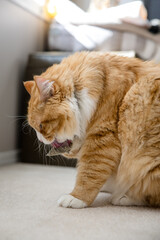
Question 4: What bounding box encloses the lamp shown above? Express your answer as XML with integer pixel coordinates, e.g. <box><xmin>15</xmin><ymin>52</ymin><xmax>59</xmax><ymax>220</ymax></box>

<box><xmin>44</xmin><ymin>0</ymin><xmax>57</xmax><ymax>19</ymax></box>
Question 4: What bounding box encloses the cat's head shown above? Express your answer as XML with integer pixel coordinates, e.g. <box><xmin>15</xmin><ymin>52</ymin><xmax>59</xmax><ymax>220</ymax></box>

<box><xmin>24</xmin><ymin>74</ymin><xmax>80</xmax><ymax>152</ymax></box>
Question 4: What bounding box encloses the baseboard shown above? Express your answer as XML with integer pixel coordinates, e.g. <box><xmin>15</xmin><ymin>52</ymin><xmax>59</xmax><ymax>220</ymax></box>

<box><xmin>0</xmin><ymin>149</ymin><xmax>20</xmax><ymax>165</ymax></box>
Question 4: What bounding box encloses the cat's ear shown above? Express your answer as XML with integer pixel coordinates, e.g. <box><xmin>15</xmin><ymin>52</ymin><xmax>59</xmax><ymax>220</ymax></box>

<box><xmin>34</xmin><ymin>76</ymin><xmax>54</xmax><ymax>101</ymax></box>
<box><xmin>23</xmin><ymin>81</ymin><xmax>34</xmax><ymax>95</ymax></box>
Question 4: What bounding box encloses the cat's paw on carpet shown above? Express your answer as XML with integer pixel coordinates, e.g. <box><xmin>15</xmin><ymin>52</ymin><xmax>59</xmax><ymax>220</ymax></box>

<box><xmin>111</xmin><ymin>195</ymin><xmax>143</xmax><ymax>206</ymax></box>
<box><xmin>58</xmin><ymin>194</ymin><xmax>87</xmax><ymax>208</ymax></box>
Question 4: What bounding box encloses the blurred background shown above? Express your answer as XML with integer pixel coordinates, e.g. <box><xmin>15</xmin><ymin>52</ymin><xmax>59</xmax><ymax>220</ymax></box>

<box><xmin>0</xmin><ymin>0</ymin><xmax>160</xmax><ymax>166</ymax></box>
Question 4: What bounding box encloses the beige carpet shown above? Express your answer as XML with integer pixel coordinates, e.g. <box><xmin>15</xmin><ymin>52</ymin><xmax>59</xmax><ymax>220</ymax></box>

<box><xmin>0</xmin><ymin>163</ymin><xmax>160</xmax><ymax>240</ymax></box>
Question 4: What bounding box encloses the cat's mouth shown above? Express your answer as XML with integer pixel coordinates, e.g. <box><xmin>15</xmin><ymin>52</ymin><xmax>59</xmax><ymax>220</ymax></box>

<box><xmin>51</xmin><ymin>139</ymin><xmax>72</xmax><ymax>149</ymax></box>
<box><xmin>47</xmin><ymin>139</ymin><xmax>72</xmax><ymax>156</ymax></box>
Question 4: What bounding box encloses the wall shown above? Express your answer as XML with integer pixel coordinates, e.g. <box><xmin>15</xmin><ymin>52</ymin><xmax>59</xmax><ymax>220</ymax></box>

<box><xmin>0</xmin><ymin>0</ymin><xmax>49</xmax><ymax>160</ymax></box>
<box><xmin>71</xmin><ymin>0</ymin><xmax>91</xmax><ymax>11</ymax></box>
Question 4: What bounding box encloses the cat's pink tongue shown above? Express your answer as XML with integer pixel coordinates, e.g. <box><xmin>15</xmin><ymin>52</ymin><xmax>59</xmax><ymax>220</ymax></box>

<box><xmin>52</xmin><ymin>140</ymin><xmax>61</xmax><ymax>148</ymax></box>
<box><xmin>51</xmin><ymin>139</ymin><xmax>72</xmax><ymax>149</ymax></box>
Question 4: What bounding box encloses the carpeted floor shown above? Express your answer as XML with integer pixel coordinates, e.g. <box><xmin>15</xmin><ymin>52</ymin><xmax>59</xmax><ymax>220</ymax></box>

<box><xmin>0</xmin><ymin>163</ymin><xmax>160</xmax><ymax>240</ymax></box>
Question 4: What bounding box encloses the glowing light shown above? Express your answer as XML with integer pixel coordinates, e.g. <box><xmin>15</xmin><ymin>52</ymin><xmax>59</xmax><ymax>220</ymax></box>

<box><xmin>44</xmin><ymin>0</ymin><xmax>57</xmax><ymax>19</ymax></box>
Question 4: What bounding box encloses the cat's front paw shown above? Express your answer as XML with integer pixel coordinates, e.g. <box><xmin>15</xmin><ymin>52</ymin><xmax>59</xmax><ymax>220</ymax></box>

<box><xmin>58</xmin><ymin>194</ymin><xmax>87</xmax><ymax>208</ymax></box>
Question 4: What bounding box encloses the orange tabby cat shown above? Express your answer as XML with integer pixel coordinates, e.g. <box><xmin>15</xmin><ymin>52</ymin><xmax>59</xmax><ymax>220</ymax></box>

<box><xmin>24</xmin><ymin>52</ymin><xmax>160</xmax><ymax>208</ymax></box>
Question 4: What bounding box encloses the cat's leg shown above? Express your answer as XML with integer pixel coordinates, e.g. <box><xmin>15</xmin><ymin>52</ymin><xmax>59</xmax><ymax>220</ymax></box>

<box><xmin>113</xmin><ymin>76</ymin><xmax>160</xmax><ymax>207</ymax></box>
<box><xmin>58</xmin><ymin>132</ymin><xmax>121</xmax><ymax>208</ymax></box>
<box><xmin>111</xmin><ymin>166</ymin><xmax>160</xmax><ymax>207</ymax></box>
<box><xmin>112</xmin><ymin>162</ymin><xmax>160</xmax><ymax>207</ymax></box>
<box><xmin>100</xmin><ymin>175</ymin><xmax>116</xmax><ymax>193</ymax></box>
<box><xmin>58</xmin><ymin>176</ymin><xmax>116</xmax><ymax>209</ymax></box>
<box><xmin>58</xmin><ymin>175</ymin><xmax>116</xmax><ymax>209</ymax></box>
<box><xmin>111</xmin><ymin>195</ymin><xmax>144</xmax><ymax>206</ymax></box>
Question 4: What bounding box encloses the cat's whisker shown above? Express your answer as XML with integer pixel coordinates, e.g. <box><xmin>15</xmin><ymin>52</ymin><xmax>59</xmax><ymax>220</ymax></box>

<box><xmin>8</xmin><ymin>115</ymin><xmax>27</xmax><ymax>122</ymax></box>
<box><xmin>56</xmin><ymin>155</ymin><xmax>60</xmax><ymax>166</ymax></box>
<box><xmin>21</xmin><ymin>120</ymin><xmax>32</xmax><ymax>135</ymax></box>
<box><xmin>46</xmin><ymin>145</ymin><xmax>50</xmax><ymax>166</ymax></box>
<box><xmin>46</xmin><ymin>149</ymin><xmax>54</xmax><ymax>166</ymax></box>
<box><xmin>48</xmin><ymin>147</ymin><xmax>52</xmax><ymax>166</ymax></box>
<box><xmin>7</xmin><ymin>115</ymin><xmax>27</xmax><ymax>119</ymax></box>
<box><xmin>6</xmin><ymin>115</ymin><xmax>27</xmax><ymax>125</ymax></box>
<box><xmin>43</xmin><ymin>144</ymin><xmax>46</xmax><ymax>165</ymax></box>
<box><xmin>36</xmin><ymin>141</ymin><xmax>44</xmax><ymax>154</ymax></box>
<box><xmin>42</xmin><ymin>143</ymin><xmax>47</xmax><ymax>166</ymax></box>
<box><xmin>62</xmin><ymin>155</ymin><xmax>67</xmax><ymax>167</ymax></box>
<box><xmin>33</xmin><ymin>138</ymin><xmax>41</xmax><ymax>152</ymax></box>
<box><xmin>22</xmin><ymin>120</ymin><xmax>29</xmax><ymax>129</ymax></box>
<box><xmin>58</xmin><ymin>154</ymin><xmax>66</xmax><ymax>167</ymax></box>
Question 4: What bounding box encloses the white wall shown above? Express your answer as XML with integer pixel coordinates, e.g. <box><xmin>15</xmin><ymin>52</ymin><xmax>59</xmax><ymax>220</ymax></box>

<box><xmin>71</xmin><ymin>0</ymin><xmax>91</xmax><ymax>11</ymax></box>
<box><xmin>0</xmin><ymin>0</ymin><xmax>49</xmax><ymax>153</ymax></box>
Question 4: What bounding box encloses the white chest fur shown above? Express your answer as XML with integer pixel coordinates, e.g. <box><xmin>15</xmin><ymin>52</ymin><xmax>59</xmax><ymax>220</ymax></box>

<box><xmin>74</xmin><ymin>88</ymin><xmax>97</xmax><ymax>138</ymax></box>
